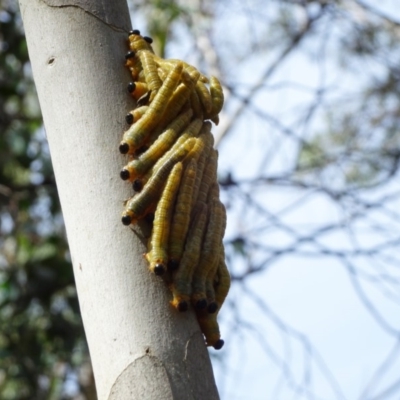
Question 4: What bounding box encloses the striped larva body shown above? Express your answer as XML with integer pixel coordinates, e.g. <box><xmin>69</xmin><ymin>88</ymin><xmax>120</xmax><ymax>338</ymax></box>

<box><xmin>155</xmin><ymin>69</ymin><xmax>200</xmax><ymax>131</ymax></box>
<box><xmin>191</xmin><ymin>200</ymin><xmax>226</xmax><ymax>309</ymax></box>
<box><xmin>205</xmin><ymin>269</ymin><xmax>217</xmax><ymax>313</ymax></box>
<box><xmin>207</xmin><ymin>182</ymin><xmax>220</xmax><ymax>204</ymax></box>
<box><xmin>120</xmin><ymin>62</ymin><xmax>183</xmax><ymax>154</ymax></box>
<box><xmin>213</xmin><ymin>253</ymin><xmax>231</xmax><ymax>312</ymax></box>
<box><xmin>168</xmin><ymin>159</ymin><xmax>197</xmax><ymax>269</ymax></box>
<box><xmin>181</xmin><ymin>122</ymin><xmax>213</xmax><ymax>167</ymax></box>
<box><xmin>194</xmin><ymin>149</ymin><xmax>218</xmax><ymax>206</ymax></box>
<box><xmin>120</xmin><ymin>108</ymin><xmax>193</xmax><ymax>181</ymax></box>
<box><xmin>195</xmin><ymin>81</ymin><xmax>212</xmax><ymax>114</ymax></box>
<box><xmin>190</xmin><ymin>146</ymin><xmax>209</xmax><ymax>212</ymax></box>
<box><xmin>206</xmin><ymin>205</ymin><xmax>226</xmax><ymax>313</ymax></box>
<box><xmin>185</xmin><ymin>136</ymin><xmax>206</xmax><ymax>165</ymax></box>
<box><xmin>154</xmin><ymin>56</ymin><xmax>209</xmax><ymax>83</ymax></box>
<box><xmin>209</xmin><ymin>76</ymin><xmax>224</xmax><ymax>117</ymax></box>
<box><xmin>146</xmin><ymin>162</ymin><xmax>183</xmax><ymax>276</ymax></box>
<box><xmin>121</xmin><ymin>138</ymin><xmax>196</xmax><ymax>225</ymax></box>
<box><xmin>141</xmin><ymin>118</ymin><xmax>203</xmax><ymax>183</ymax></box>
<box><xmin>138</xmin><ymin>50</ymin><xmax>163</xmax><ymax>95</ymax></box>
<box><xmin>170</xmin><ymin>202</ymin><xmax>208</xmax><ymax>312</ymax></box>
<box><xmin>190</xmin><ymin>90</ymin><xmax>203</xmax><ymax>119</ymax></box>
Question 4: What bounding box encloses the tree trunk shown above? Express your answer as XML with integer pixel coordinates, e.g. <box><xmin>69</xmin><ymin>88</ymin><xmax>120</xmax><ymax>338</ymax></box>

<box><xmin>18</xmin><ymin>1</ymin><xmax>219</xmax><ymax>399</ymax></box>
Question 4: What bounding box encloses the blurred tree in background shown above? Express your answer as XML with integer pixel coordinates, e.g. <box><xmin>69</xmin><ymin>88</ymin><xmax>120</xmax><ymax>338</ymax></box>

<box><xmin>1</xmin><ymin>0</ymin><xmax>400</xmax><ymax>398</ymax></box>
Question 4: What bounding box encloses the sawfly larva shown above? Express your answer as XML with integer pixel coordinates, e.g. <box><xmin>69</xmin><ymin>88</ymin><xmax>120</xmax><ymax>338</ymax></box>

<box><xmin>191</xmin><ymin>200</ymin><xmax>226</xmax><ymax>310</ymax></box>
<box><xmin>209</xmin><ymin>76</ymin><xmax>224</xmax><ymax>118</ymax></box>
<box><xmin>168</xmin><ymin>159</ymin><xmax>197</xmax><ymax>269</ymax></box>
<box><xmin>170</xmin><ymin>202</ymin><xmax>208</xmax><ymax>312</ymax></box>
<box><xmin>196</xmin><ymin>310</ymin><xmax>224</xmax><ymax>350</ymax></box>
<box><xmin>146</xmin><ymin>162</ymin><xmax>183</xmax><ymax>276</ymax></box>
<box><xmin>194</xmin><ymin>149</ymin><xmax>218</xmax><ymax>206</ymax></box>
<box><xmin>138</xmin><ymin>50</ymin><xmax>163</xmax><ymax>95</ymax></box>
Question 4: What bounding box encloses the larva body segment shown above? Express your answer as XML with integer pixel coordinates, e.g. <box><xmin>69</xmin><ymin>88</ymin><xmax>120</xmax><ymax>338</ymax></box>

<box><xmin>128</xmin><ymin>32</ymin><xmax>155</xmax><ymax>53</ymax></box>
<box><xmin>190</xmin><ymin>146</ymin><xmax>209</xmax><ymax>212</ymax></box>
<box><xmin>185</xmin><ymin>136</ymin><xmax>205</xmax><ymax>166</ymax></box>
<box><xmin>190</xmin><ymin>90</ymin><xmax>203</xmax><ymax>119</ymax></box>
<box><xmin>168</xmin><ymin>159</ymin><xmax>197</xmax><ymax>268</ymax></box>
<box><xmin>170</xmin><ymin>202</ymin><xmax>208</xmax><ymax>312</ymax></box>
<box><xmin>214</xmin><ymin>253</ymin><xmax>231</xmax><ymax>311</ymax></box>
<box><xmin>120</xmin><ymin>63</ymin><xmax>183</xmax><ymax>154</ymax></box>
<box><xmin>196</xmin><ymin>122</ymin><xmax>213</xmax><ymax>157</ymax></box>
<box><xmin>191</xmin><ymin>200</ymin><xmax>226</xmax><ymax>309</ymax></box>
<box><xmin>194</xmin><ymin>149</ymin><xmax>218</xmax><ymax>206</ymax></box>
<box><xmin>207</xmin><ymin>182</ymin><xmax>220</xmax><ymax>204</ymax></box>
<box><xmin>195</xmin><ymin>81</ymin><xmax>212</xmax><ymax>114</ymax></box>
<box><xmin>209</xmin><ymin>76</ymin><xmax>224</xmax><ymax>117</ymax></box>
<box><xmin>143</xmin><ymin>118</ymin><xmax>203</xmax><ymax>182</ymax></box>
<box><xmin>121</xmin><ymin>138</ymin><xmax>196</xmax><ymax>225</ymax></box>
<box><xmin>206</xmin><ymin>204</ymin><xmax>226</xmax><ymax>312</ymax></box>
<box><xmin>146</xmin><ymin>162</ymin><xmax>183</xmax><ymax>276</ymax></box>
<box><xmin>138</xmin><ymin>50</ymin><xmax>163</xmax><ymax>98</ymax></box>
<box><xmin>148</xmin><ymin>61</ymin><xmax>183</xmax><ymax>112</ymax></box>
<box><xmin>121</xmin><ymin>108</ymin><xmax>193</xmax><ymax>181</ymax></box>
<box><xmin>125</xmin><ymin>54</ymin><xmax>142</xmax><ymax>81</ymax></box>
<box><xmin>156</xmin><ymin>69</ymin><xmax>200</xmax><ymax>131</ymax></box>
<box><xmin>205</xmin><ymin>269</ymin><xmax>217</xmax><ymax>313</ymax></box>
<box><xmin>155</xmin><ymin>57</ymin><xmax>209</xmax><ymax>83</ymax></box>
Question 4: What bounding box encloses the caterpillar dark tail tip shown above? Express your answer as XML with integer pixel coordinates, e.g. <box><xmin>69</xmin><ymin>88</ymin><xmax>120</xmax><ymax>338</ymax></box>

<box><xmin>125</xmin><ymin>113</ymin><xmax>134</xmax><ymax>125</ymax></box>
<box><xmin>207</xmin><ymin>302</ymin><xmax>218</xmax><ymax>314</ymax></box>
<box><xmin>195</xmin><ymin>299</ymin><xmax>207</xmax><ymax>310</ymax></box>
<box><xmin>153</xmin><ymin>264</ymin><xmax>165</xmax><ymax>276</ymax></box>
<box><xmin>132</xmin><ymin>179</ymin><xmax>143</xmax><ymax>192</ymax></box>
<box><xmin>167</xmin><ymin>259</ymin><xmax>179</xmax><ymax>271</ymax></box>
<box><xmin>119</xmin><ymin>142</ymin><xmax>129</xmax><ymax>154</ymax></box>
<box><xmin>213</xmin><ymin>339</ymin><xmax>224</xmax><ymax>350</ymax></box>
<box><xmin>127</xmin><ymin>82</ymin><xmax>136</xmax><ymax>93</ymax></box>
<box><xmin>125</xmin><ymin>51</ymin><xmax>135</xmax><ymax>60</ymax></box>
<box><xmin>121</xmin><ymin>215</ymin><xmax>132</xmax><ymax>226</ymax></box>
<box><xmin>120</xmin><ymin>169</ymin><xmax>130</xmax><ymax>180</ymax></box>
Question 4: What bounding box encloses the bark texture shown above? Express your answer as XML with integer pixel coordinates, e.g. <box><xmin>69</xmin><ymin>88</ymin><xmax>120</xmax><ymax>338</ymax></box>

<box><xmin>19</xmin><ymin>1</ymin><xmax>219</xmax><ymax>398</ymax></box>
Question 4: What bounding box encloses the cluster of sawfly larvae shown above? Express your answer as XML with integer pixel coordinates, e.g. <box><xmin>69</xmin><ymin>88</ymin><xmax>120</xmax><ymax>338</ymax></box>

<box><xmin>119</xmin><ymin>30</ymin><xmax>230</xmax><ymax>350</ymax></box>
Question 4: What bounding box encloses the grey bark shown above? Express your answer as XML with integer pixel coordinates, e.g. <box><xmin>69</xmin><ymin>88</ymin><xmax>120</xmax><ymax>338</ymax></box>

<box><xmin>18</xmin><ymin>1</ymin><xmax>220</xmax><ymax>399</ymax></box>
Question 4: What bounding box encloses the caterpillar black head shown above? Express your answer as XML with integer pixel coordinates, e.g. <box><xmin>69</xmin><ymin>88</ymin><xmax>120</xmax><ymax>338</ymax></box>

<box><xmin>153</xmin><ymin>263</ymin><xmax>166</xmax><ymax>276</ymax></box>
